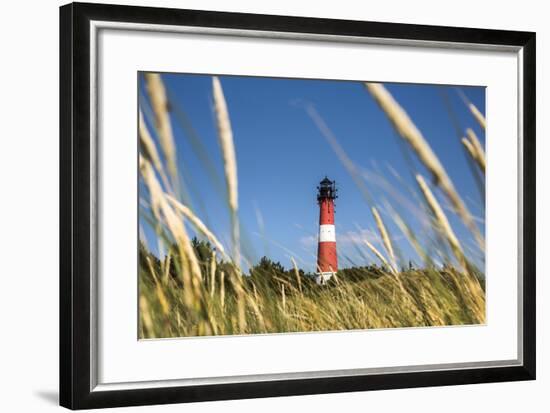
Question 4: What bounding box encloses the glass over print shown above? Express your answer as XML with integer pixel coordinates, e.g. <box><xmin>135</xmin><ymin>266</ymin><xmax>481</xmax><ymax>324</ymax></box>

<box><xmin>138</xmin><ymin>73</ymin><xmax>487</xmax><ymax>339</ymax></box>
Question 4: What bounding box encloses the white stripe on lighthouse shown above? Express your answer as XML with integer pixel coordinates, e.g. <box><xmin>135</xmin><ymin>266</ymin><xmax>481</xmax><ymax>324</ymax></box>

<box><xmin>318</xmin><ymin>224</ymin><xmax>336</xmax><ymax>242</ymax></box>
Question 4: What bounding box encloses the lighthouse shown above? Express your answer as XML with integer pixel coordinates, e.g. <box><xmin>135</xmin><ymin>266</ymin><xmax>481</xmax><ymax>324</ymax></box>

<box><xmin>316</xmin><ymin>177</ymin><xmax>338</xmax><ymax>285</ymax></box>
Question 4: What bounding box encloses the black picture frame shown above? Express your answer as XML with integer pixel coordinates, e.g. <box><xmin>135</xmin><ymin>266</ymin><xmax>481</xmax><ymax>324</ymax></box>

<box><xmin>60</xmin><ymin>2</ymin><xmax>536</xmax><ymax>409</ymax></box>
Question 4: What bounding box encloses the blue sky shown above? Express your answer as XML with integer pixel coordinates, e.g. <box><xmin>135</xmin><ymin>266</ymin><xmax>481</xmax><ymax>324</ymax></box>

<box><xmin>139</xmin><ymin>73</ymin><xmax>485</xmax><ymax>273</ymax></box>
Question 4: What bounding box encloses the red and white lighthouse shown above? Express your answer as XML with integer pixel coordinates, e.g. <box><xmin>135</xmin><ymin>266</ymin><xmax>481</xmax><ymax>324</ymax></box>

<box><xmin>316</xmin><ymin>177</ymin><xmax>338</xmax><ymax>284</ymax></box>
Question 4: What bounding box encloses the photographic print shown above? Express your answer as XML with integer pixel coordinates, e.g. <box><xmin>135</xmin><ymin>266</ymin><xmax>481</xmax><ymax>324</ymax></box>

<box><xmin>138</xmin><ymin>73</ymin><xmax>486</xmax><ymax>339</ymax></box>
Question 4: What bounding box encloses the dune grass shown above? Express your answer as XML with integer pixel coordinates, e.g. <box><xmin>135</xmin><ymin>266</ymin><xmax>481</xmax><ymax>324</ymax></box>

<box><xmin>139</xmin><ymin>245</ymin><xmax>485</xmax><ymax>338</ymax></box>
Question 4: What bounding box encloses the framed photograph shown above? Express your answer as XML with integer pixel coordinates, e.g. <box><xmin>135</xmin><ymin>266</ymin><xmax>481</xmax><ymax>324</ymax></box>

<box><xmin>60</xmin><ymin>2</ymin><xmax>536</xmax><ymax>409</ymax></box>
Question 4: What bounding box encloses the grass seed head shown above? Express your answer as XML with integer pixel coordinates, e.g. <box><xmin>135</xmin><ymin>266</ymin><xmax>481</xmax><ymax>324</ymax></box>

<box><xmin>468</xmin><ymin>103</ymin><xmax>487</xmax><ymax>130</ymax></box>
<box><xmin>372</xmin><ymin>206</ymin><xmax>396</xmax><ymax>267</ymax></box>
<box><xmin>466</xmin><ymin>128</ymin><xmax>486</xmax><ymax>172</ymax></box>
<box><xmin>365</xmin><ymin>82</ymin><xmax>483</xmax><ymax>249</ymax></box>
<box><xmin>415</xmin><ymin>174</ymin><xmax>466</xmax><ymax>271</ymax></box>
<box><xmin>144</xmin><ymin>73</ymin><xmax>178</xmax><ymax>183</ymax></box>
<box><xmin>212</xmin><ymin>76</ymin><xmax>241</xmax><ymax>267</ymax></box>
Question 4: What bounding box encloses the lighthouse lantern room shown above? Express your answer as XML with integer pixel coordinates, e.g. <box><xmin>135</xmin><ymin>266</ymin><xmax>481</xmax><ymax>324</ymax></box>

<box><xmin>316</xmin><ymin>176</ymin><xmax>338</xmax><ymax>285</ymax></box>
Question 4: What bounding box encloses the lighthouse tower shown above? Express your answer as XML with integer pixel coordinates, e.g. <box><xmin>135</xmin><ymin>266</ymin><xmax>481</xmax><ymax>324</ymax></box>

<box><xmin>316</xmin><ymin>177</ymin><xmax>338</xmax><ymax>285</ymax></box>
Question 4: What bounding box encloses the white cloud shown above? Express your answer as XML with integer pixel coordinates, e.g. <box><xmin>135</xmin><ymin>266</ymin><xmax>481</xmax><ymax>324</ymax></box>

<box><xmin>300</xmin><ymin>228</ymin><xmax>404</xmax><ymax>249</ymax></box>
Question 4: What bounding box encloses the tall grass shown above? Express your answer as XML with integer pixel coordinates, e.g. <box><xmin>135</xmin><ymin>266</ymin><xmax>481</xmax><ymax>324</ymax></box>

<box><xmin>462</xmin><ymin>128</ymin><xmax>486</xmax><ymax>172</ymax></box>
<box><xmin>138</xmin><ymin>74</ymin><xmax>486</xmax><ymax>338</ymax></box>
<box><xmin>139</xmin><ymin>254</ymin><xmax>484</xmax><ymax>338</ymax></box>
<box><xmin>364</xmin><ymin>83</ymin><xmax>484</xmax><ymax>249</ymax></box>
<box><xmin>212</xmin><ymin>76</ymin><xmax>241</xmax><ymax>268</ymax></box>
